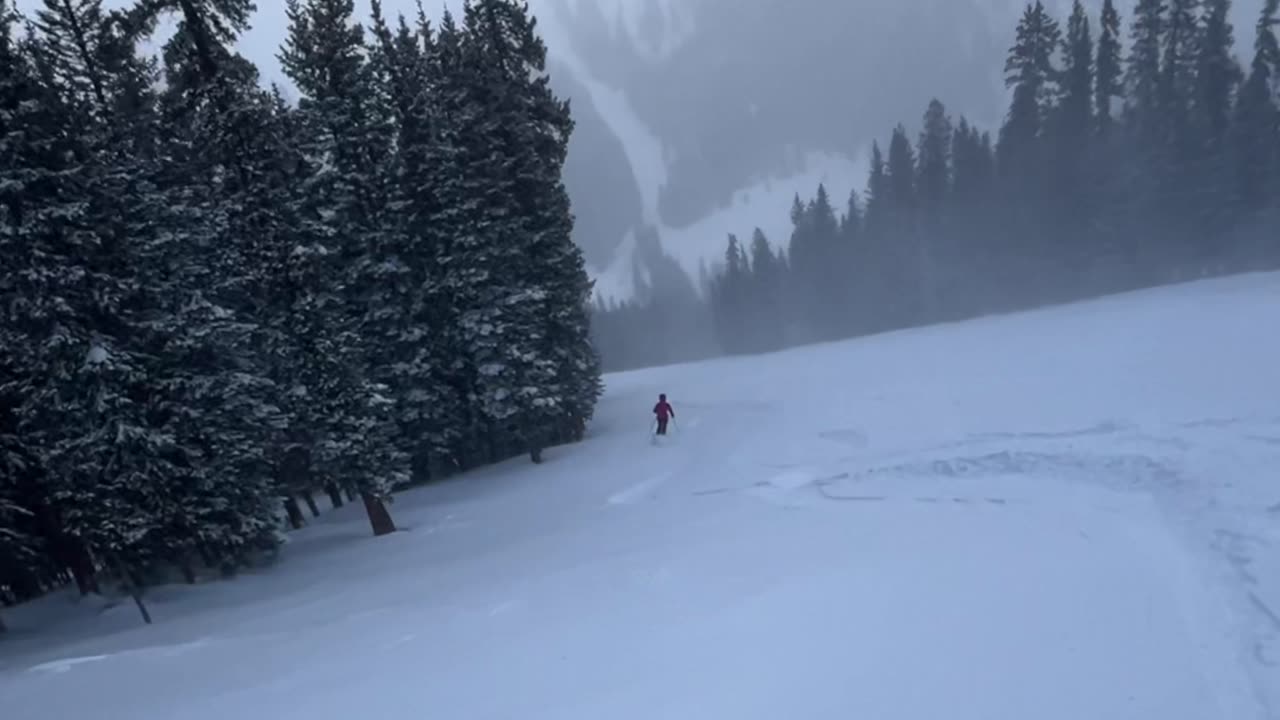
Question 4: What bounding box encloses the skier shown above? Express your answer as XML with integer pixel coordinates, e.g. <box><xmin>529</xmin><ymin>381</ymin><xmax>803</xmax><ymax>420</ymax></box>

<box><xmin>653</xmin><ymin>393</ymin><xmax>675</xmax><ymax>436</ymax></box>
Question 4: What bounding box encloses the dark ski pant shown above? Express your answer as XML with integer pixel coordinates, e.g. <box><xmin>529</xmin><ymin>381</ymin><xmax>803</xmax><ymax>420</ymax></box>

<box><xmin>656</xmin><ymin>417</ymin><xmax>669</xmax><ymax>435</ymax></box>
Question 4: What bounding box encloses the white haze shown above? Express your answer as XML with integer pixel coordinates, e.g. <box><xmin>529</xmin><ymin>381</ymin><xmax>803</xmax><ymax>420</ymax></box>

<box><xmin>11</xmin><ymin>0</ymin><xmax>1267</xmax><ymax>296</ymax></box>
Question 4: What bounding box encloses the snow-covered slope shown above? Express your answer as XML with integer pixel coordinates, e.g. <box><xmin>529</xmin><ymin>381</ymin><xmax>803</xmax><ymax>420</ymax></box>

<box><xmin>586</xmin><ymin>148</ymin><xmax>868</xmax><ymax>301</ymax></box>
<box><xmin>3</xmin><ymin>273</ymin><xmax>1279</xmax><ymax>719</ymax></box>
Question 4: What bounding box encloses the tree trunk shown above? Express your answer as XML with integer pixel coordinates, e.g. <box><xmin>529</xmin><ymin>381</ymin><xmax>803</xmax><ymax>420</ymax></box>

<box><xmin>180</xmin><ymin>560</ymin><xmax>196</xmax><ymax>585</ymax></box>
<box><xmin>361</xmin><ymin>492</ymin><xmax>396</xmax><ymax>536</ymax></box>
<box><xmin>67</xmin><ymin>540</ymin><xmax>99</xmax><ymax>596</ymax></box>
<box><xmin>326</xmin><ymin>484</ymin><xmax>344</xmax><ymax>508</ymax></box>
<box><xmin>529</xmin><ymin>445</ymin><xmax>543</xmax><ymax>464</ymax></box>
<box><xmin>283</xmin><ymin>498</ymin><xmax>306</xmax><ymax>530</ymax></box>
<box><xmin>131</xmin><ymin>591</ymin><xmax>152</xmax><ymax>625</ymax></box>
<box><xmin>0</xmin><ymin>611</ymin><xmax>6</xmax><ymax>634</ymax></box>
<box><xmin>345</xmin><ymin>487</ymin><xmax>358</xmax><ymax>503</ymax></box>
<box><xmin>111</xmin><ymin>553</ymin><xmax>151</xmax><ymax>625</ymax></box>
<box><xmin>303</xmin><ymin>494</ymin><xmax>321</xmax><ymax>518</ymax></box>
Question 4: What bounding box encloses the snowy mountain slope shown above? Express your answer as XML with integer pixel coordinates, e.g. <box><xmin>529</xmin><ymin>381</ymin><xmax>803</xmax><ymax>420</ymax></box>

<box><xmin>3</xmin><ymin>272</ymin><xmax>1279</xmax><ymax>718</ymax></box>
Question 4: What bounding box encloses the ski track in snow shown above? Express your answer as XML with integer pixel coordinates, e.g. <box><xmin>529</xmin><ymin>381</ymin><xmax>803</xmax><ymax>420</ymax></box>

<box><xmin>607</xmin><ymin>473</ymin><xmax>670</xmax><ymax>505</ymax></box>
<box><xmin>2</xmin><ymin>274</ymin><xmax>1279</xmax><ymax>719</ymax></box>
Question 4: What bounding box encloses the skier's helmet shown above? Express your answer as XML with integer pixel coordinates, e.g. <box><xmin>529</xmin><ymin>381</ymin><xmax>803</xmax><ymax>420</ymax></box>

<box><xmin>659</xmin><ymin>393</ymin><xmax>666</xmax><ymax>401</ymax></box>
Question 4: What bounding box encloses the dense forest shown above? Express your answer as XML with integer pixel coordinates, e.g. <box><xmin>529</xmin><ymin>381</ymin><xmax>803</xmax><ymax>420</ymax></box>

<box><xmin>593</xmin><ymin>0</ymin><xmax>1280</xmax><ymax>368</ymax></box>
<box><xmin>0</xmin><ymin>0</ymin><xmax>602</xmax><ymax>625</ymax></box>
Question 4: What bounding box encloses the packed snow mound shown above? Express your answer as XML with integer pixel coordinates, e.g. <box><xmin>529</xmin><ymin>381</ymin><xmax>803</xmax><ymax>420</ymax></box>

<box><xmin>3</xmin><ymin>273</ymin><xmax>1279</xmax><ymax>719</ymax></box>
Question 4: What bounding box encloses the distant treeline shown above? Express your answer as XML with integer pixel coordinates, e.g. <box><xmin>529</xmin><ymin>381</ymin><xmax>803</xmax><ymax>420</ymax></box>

<box><xmin>593</xmin><ymin>0</ymin><xmax>1280</xmax><ymax>367</ymax></box>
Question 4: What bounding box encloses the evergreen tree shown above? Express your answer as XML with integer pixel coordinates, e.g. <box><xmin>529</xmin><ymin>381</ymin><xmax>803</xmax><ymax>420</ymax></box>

<box><xmin>711</xmin><ymin>233</ymin><xmax>750</xmax><ymax>353</ymax></box>
<box><xmin>0</xmin><ymin>356</ymin><xmax>41</xmax><ymax>614</ymax></box>
<box><xmin>1058</xmin><ymin>1</ymin><xmax>1095</xmax><ymax>140</ymax></box>
<box><xmin>1050</xmin><ymin>1</ymin><xmax>1097</xmax><ymax>287</ymax></box>
<box><xmin>1196</xmin><ymin>0</ymin><xmax>1240</xmax><ymax>149</ymax></box>
<box><xmin>840</xmin><ymin>188</ymin><xmax>862</xmax><ymax>244</ymax></box>
<box><xmin>280</xmin><ymin>0</ymin><xmax>407</xmax><ymax>533</ymax></box>
<box><xmin>949</xmin><ymin>119</ymin><xmax>998</xmax><ymax>312</ymax></box>
<box><xmin>367</xmin><ymin>3</ymin><xmax>486</xmax><ymax>475</ymax></box>
<box><xmin>1229</xmin><ymin>0</ymin><xmax>1280</xmax><ymax>265</ymax></box>
<box><xmin>1127</xmin><ymin>0</ymin><xmax>1166</xmax><ymax>138</ymax></box>
<box><xmin>1192</xmin><ymin>0</ymin><xmax>1242</xmax><ymax>271</ymax></box>
<box><xmin>916</xmin><ymin>99</ymin><xmax>952</xmax><ymax>316</ymax></box>
<box><xmin>863</xmin><ymin>142</ymin><xmax>890</xmax><ymax>241</ymax></box>
<box><xmin>1159</xmin><ymin>0</ymin><xmax>1205</xmax><ymax>266</ymax></box>
<box><xmin>135</xmin><ymin>0</ymin><xmax>298</xmax><ymax>559</ymax></box>
<box><xmin>459</xmin><ymin>0</ymin><xmax>602</xmax><ymax>462</ymax></box>
<box><xmin>1091</xmin><ymin>0</ymin><xmax>1132</xmax><ymax>290</ymax></box>
<box><xmin>747</xmin><ymin>227</ymin><xmax>785</xmax><ymax>352</ymax></box>
<box><xmin>1096</xmin><ymin>0</ymin><xmax>1124</xmax><ymax>136</ymax></box>
<box><xmin>885</xmin><ymin>124</ymin><xmax>920</xmax><ymax>324</ymax></box>
<box><xmin>999</xmin><ymin>1</ymin><xmax>1061</xmax><ymax>176</ymax></box>
<box><xmin>812</xmin><ymin>183</ymin><xmax>844</xmax><ymax>336</ymax></box>
<box><xmin>997</xmin><ymin>2</ymin><xmax>1061</xmax><ymax>304</ymax></box>
<box><xmin>1162</xmin><ymin>0</ymin><xmax>1201</xmax><ymax>120</ymax></box>
<box><xmin>1119</xmin><ymin>0</ymin><xmax>1172</xmax><ymax>279</ymax></box>
<box><xmin>916</xmin><ymin>99</ymin><xmax>952</xmax><ymax>230</ymax></box>
<box><xmin>31</xmin><ymin>0</ymin><xmax>113</xmax><ymax>112</ymax></box>
<box><xmin>0</xmin><ymin>0</ymin><xmax>143</xmax><ymax>589</ymax></box>
<box><xmin>838</xmin><ymin>188</ymin><xmax>864</xmax><ymax>327</ymax></box>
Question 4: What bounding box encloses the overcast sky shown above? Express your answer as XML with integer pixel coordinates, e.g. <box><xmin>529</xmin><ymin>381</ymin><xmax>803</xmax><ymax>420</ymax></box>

<box><xmin>12</xmin><ymin>0</ymin><xmax>584</xmax><ymax>93</ymax></box>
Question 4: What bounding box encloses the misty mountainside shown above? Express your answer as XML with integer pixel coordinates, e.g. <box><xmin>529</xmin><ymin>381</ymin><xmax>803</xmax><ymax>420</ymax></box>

<box><xmin>547</xmin><ymin>0</ymin><xmax>1265</xmax><ymax>286</ymax></box>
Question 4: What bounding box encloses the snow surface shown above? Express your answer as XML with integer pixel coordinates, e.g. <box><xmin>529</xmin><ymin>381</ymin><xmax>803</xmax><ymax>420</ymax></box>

<box><xmin>3</xmin><ymin>273</ymin><xmax>1280</xmax><ymax>719</ymax></box>
<box><xmin>586</xmin><ymin>149</ymin><xmax>868</xmax><ymax>302</ymax></box>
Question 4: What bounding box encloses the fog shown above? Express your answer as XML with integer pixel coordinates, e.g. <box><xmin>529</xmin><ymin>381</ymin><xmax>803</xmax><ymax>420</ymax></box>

<box><xmin>11</xmin><ymin>0</ymin><xmax>1275</xmax><ymax>373</ymax></box>
<box><xmin>16</xmin><ymin>1</ymin><xmax>1260</xmax><ymax>268</ymax></box>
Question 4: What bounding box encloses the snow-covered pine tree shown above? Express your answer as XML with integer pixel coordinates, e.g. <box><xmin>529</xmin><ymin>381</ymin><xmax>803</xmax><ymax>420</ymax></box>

<box><xmin>280</xmin><ymin>0</ymin><xmax>411</xmax><ymax>532</ymax></box>
<box><xmin>0</xmin><ymin>482</ymin><xmax>36</xmax><ymax>630</ymax></box>
<box><xmin>132</xmin><ymin>0</ymin><xmax>293</xmax><ymax>558</ymax></box>
<box><xmin>363</xmin><ymin>3</ymin><xmax>476</xmax><ymax>479</ymax></box>
<box><xmin>457</xmin><ymin>0</ymin><xmax>601</xmax><ymax>463</ymax></box>
<box><xmin>0</xmin><ymin>0</ymin><xmax>133</xmax><ymax>593</ymax></box>
<box><xmin>0</xmin><ymin>404</ymin><xmax>40</xmax><ymax>613</ymax></box>
<box><xmin>20</xmin><ymin>0</ymin><xmax>280</xmax><ymax>583</ymax></box>
<box><xmin>0</xmin><ymin>2</ymin><xmax>41</xmax><ymax>532</ymax></box>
